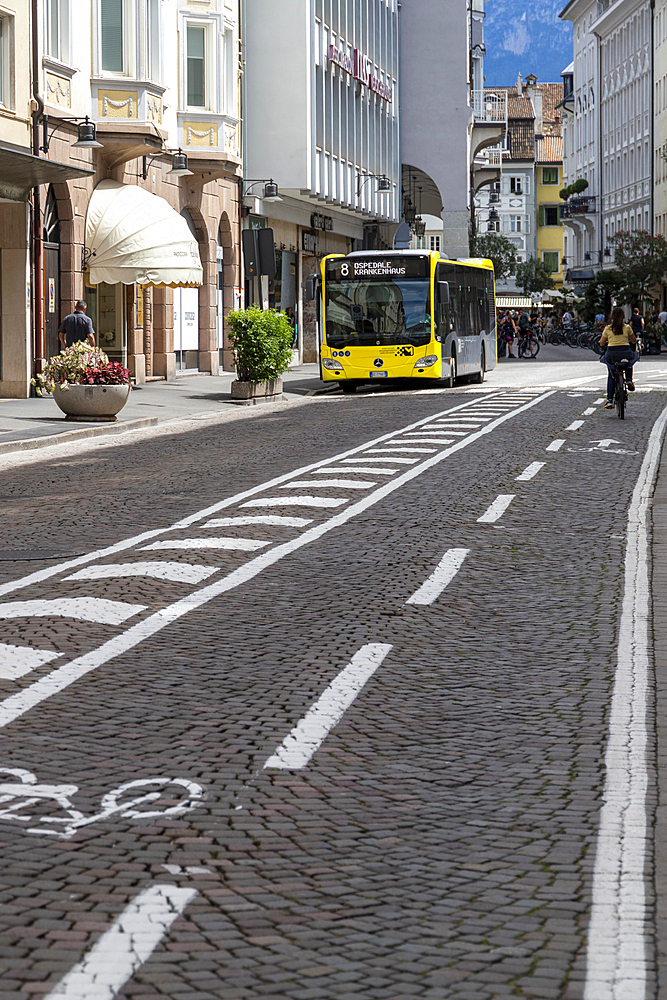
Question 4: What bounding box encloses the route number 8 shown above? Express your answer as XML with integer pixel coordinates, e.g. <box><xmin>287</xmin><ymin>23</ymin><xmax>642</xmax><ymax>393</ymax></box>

<box><xmin>341</xmin><ymin>263</ymin><xmax>349</xmax><ymax>276</ymax></box>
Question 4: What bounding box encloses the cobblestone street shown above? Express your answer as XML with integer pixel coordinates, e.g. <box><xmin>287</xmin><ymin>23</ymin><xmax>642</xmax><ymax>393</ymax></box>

<box><xmin>0</xmin><ymin>370</ymin><xmax>664</xmax><ymax>999</ymax></box>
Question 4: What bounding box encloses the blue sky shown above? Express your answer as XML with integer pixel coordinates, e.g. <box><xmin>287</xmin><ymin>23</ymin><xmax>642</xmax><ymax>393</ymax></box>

<box><xmin>483</xmin><ymin>0</ymin><xmax>574</xmax><ymax>87</ymax></box>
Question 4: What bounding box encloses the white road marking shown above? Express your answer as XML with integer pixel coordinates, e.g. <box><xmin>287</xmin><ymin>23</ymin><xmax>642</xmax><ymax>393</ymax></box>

<box><xmin>0</xmin><ymin>644</ymin><xmax>61</xmax><ymax>681</ymax></box>
<box><xmin>583</xmin><ymin>407</ymin><xmax>596</xmax><ymax>415</ymax></box>
<box><xmin>263</xmin><ymin>643</ymin><xmax>393</xmax><ymax>769</ymax></box>
<box><xmin>65</xmin><ymin>562</ymin><xmax>218</xmax><ymax>585</ymax></box>
<box><xmin>406</xmin><ymin>548</ymin><xmax>469</xmax><ymax>605</ymax></box>
<box><xmin>516</xmin><ymin>462</ymin><xmax>545</xmax><ymax>482</ymax></box>
<box><xmin>205</xmin><ymin>515</ymin><xmax>313</xmax><ymax>528</ymax></box>
<box><xmin>241</xmin><ymin>496</ymin><xmax>349</xmax><ymax>508</ymax></box>
<box><xmin>364</xmin><ymin>448</ymin><xmax>435</xmax><ymax>455</ymax></box>
<box><xmin>278</xmin><ymin>479</ymin><xmax>376</xmax><ymax>489</ymax></box>
<box><xmin>343</xmin><ymin>457</ymin><xmax>419</xmax><ymax>465</ymax></box>
<box><xmin>141</xmin><ymin>538</ymin><xmax>268</xmax><ymax>552</ymax></box>
<box><xmin>595</xmin><ymin>397</ymin><xmax>606</xmax><ymax>403</ymax></box>
<box><xmin>565</xmin><ymin>420</ymin><xmax>585</xmax><ymax>431</ymax></box>
<box><xmin>0</xmin><ymin>395</ymin><xmax>520</xmax><ymax>602</ymax></box>
<box><xmin>0</xmin><ymin>598</ymin><xmax>146</xmax><ymax>626</ymax></box>
<box><xmin>161</xmin><ymin>864</ymin><xmax>212</xmax><ymax>875</ymax></box>
<box><xmin>0</xmin><ymin>392</ymin><xmax>554</xmax><ymax>731</ymax></box>
<box><xmin>394</xmin><ymin>438</ymin><xmax>457</xmax><ymax>445</ymax></box>
<box><xmin>583</xmin><ymin>402</ymin><xmax>667</xmax><ymax>1000</ymax></box>
<box><xmin>311</xmin><ymin>466</ymin><xmax>397</xmax><ymax>475</ymax></box>
<box><xmin>546</xmin><ymin>439</ymin><xmax>565</xmax><ymax>451</ymax></box>
<box><xmin>43</xmin><ymin>884</ymin><xmax>197</xmax><ymax>1000</ymax></box>
<box><xmin>477</xmin><ymin>494</ymin><xmax>515</xmax><ymax>523</ymax></box>
<box><xmin>401</xmin><ymin>430</ymin><xmax>468</xmax><ymax>437</ymax></box>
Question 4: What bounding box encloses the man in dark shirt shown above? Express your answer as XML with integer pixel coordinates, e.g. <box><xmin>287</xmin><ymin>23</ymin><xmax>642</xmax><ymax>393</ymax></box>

<box><xmin>59</xmin><ymin>300</ymin><xmax>96</xmax><ymax>350</ymax></box>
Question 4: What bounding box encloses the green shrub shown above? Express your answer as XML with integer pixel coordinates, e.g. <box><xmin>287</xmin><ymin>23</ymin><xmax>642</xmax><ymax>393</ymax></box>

<box><xmin>559</xmin><ymin>188</ymin><xmax>569</xmax><ymax>200</ymax></box>
<box><xmin>226</xmin><ymin>307</ymin><xmax>294</xmax><ymax>382</ymax></box>
<box><xmin>572</xmin><ymin>178</ymin><xmax>589</xmax><ymax>194</ymax></box>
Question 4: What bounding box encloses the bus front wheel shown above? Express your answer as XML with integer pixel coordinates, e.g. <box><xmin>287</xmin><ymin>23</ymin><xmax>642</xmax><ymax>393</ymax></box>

<box><xmin>340</xmin><ymin>381</ymin><xmax>358</xmax><ymax>394</ymax></box>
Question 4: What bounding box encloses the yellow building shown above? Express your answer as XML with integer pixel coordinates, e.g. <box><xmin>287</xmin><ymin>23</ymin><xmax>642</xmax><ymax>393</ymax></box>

<box><xmin>535</xmin><ymin>136</ymin><xmax>564</xmax><ymax>288</ymax></box>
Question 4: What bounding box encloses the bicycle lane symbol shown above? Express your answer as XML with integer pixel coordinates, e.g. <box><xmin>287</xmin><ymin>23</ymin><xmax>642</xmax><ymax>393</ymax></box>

<box><xmin>0</xmin><ymin>768</ymin><xmax>205</xmax><ymax>839</ymax></box>
<box><xmin>568</xmin><ymin>439</ymin><xmax>638</xmax><ymax>455</ymax></box>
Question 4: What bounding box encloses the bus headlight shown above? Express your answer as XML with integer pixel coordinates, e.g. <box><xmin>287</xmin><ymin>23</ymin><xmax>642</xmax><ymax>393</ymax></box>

<box><xmin>322</xmin><ymin>358</ymin><xmax>344</xmax><ymax>371</ymax></box>
<box><xmin>413</xmin><ymin>355</ymin><xmax>438</xmax><ymax>368</ymax></box>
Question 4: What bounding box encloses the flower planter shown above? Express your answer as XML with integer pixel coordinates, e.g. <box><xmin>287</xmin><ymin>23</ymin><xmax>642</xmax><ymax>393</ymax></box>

<box><xmin>53</xmin><ymin>383</ymin><xmax>131</xmax><ymax>422</ymax></box>
<box><xmin>230</xmin><ymin>377</ymin><xmax>284</xmax><ymax>405</ymax></box>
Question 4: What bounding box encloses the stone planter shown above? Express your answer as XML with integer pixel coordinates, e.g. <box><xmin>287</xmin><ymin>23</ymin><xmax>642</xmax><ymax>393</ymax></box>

<box><xmin>53</xmin><ymin>383</ymin><xmax>131</xmax><ymax>422</ymax></box>
<box><xmin>230</xmin><ymin>377</ymin><xmax>284</xmax><ymax>405</ymax></box>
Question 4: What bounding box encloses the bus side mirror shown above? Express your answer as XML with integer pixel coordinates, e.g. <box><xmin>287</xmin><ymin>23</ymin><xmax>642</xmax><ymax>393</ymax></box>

<box><xmin>304</xmin><ymin>276</ymin><xmax>317</xmax><ymax>301</ymax></box>
<box><xmin>438</xmin><ymin>280</ymin><xmax>450</xmax><ymax>305</ymax></box>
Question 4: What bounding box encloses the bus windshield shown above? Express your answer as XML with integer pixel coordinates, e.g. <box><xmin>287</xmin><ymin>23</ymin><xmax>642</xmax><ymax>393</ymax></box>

<box><xmin>325</xmin><ymin>278</ymin><xmax>432</xmax><ymax>348</ymax></box>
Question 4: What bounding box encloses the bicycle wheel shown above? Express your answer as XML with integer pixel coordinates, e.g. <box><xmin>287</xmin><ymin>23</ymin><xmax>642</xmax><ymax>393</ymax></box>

<box><xmin>529</xmin><ymin>336</ymin><xmax>540</xmax><ymax>358</ymax></box>
<box><xmin>615</xmin><ymin>373</ymin><xmax>625</xmax><ymax>419</ymax></box>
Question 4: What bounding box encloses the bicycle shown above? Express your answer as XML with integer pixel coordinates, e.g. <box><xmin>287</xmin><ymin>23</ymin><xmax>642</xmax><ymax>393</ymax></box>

<box><xmin>611</xmin><ymin>359</ymin><xmax>631</xmax><ymax>419</ymax></box>
<box><xmin>517</xmin><ymin>328</ymin><xmax>540</xmax><ymax>358</ymax></box>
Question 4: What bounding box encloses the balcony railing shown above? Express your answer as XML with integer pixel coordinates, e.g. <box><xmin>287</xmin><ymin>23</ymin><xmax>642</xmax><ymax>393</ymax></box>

<box><xmin>472</xmin><ymin>90</ymin><xmax>507</xmax><ymax>125</ymax></box>
<box><xmin>561</xmin><ymin>195</ymin><xmax>596</xmax><ymax>217</ymax></box>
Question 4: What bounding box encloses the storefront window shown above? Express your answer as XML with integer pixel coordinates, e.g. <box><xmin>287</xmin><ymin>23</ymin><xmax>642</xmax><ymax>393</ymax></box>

<box><xmin>269</xmin><ymin>250</ymin><xmax>298</xmax><ymax>346</ymax></box>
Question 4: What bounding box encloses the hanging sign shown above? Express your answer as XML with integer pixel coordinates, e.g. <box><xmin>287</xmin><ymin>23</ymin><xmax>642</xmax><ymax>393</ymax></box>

<box><xmin>48</xmin><ymin>278</ymin><xmax>55</xmax><ymax>313</ymax></box>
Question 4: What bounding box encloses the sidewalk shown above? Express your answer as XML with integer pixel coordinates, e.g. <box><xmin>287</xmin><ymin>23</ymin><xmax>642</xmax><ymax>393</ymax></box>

<box><xmin>0</xmin><ymin>365</ymin><xmax>326</xmax><ymax>457</ymax></box>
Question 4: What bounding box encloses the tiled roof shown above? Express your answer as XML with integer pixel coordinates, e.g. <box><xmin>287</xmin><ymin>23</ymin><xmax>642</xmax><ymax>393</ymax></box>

<box><xmin>508</xmin><ymin>122</ymin><xmax>535</xmax><ymax>161</ymax></box>
<box><xmin>507</xmin><ymin>94</ymin><xmax>535</xmax><ymax>119</ymax></box>
<box><xmin>536</xmin><ymin>135</ymin><xmax>563</xmax><ymax>162</ymax></box>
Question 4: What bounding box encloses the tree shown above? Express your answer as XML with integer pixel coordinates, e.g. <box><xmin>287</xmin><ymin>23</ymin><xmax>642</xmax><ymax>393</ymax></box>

<box><xmin>514</xmin><ymin>256</ymin><xmax>555</xmax><ymax>295</ymax></box>
<box><xmin>607</xmin><ymin>230</ymin><xmax>667</xmax><ymax>306</ymax></box>
<box><xmin>469</xmin><ymin>233</ymin><xmax>516</xmax><ymax>282</ymax></box>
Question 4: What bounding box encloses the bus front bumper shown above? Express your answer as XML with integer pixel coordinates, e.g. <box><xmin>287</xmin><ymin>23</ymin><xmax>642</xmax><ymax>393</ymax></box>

<box><xmin>321</xmin><ymin>357</ymin><xmax>453</xmax><ymax>383</ymax></box>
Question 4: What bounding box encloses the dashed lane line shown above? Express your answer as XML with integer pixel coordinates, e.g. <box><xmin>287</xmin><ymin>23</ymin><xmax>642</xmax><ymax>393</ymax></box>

<box><xmin>583</xmin><ymin>408</ymin><xmax>596</xmax><ymax>416</ymax></box>
<box><xmin>406</xmin><ymin>548</ymin><xmax>470</xmax><ymax>606</ymax></box>
<box><xmin>263</xmin><ymin>644</ymin><xmax>393</xmax><ymax>769</ymax></box>
<box><xmin>0</xmin><ymin>391</ymin><xmax>554</xmax><ymax>731</ymax></box>
<box><xmin>476</xmin><ymin>494</ymin><xmax>516</xmax><ymax>523</ymax></box>
<box><xmin>516</xmin><ymin>462</ymin><xmax>545</xmax><ymax>482</ymax></box>
<box><xmin>584</xmin><ymin>402</ymin><xmax>667</xmax><ymax>999</ymax></box>
<box><xmin>547</xmin><ymin>439</ymin><xmax>565</xmax><ymax>452</ymax></box>
<box><xmin>43</xmin><ymin>884</ymin><xmax>197</xmax><ymax>1000</ymax></box>
<box><xmin>565</xmin><ymin>420</ymin><xmax>585</xmax><ymax>431</ymax></box>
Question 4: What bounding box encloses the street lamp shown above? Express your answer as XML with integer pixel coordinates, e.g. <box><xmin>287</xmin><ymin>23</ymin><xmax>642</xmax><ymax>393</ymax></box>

<box><xmin>243</xmin><ymin>178</ymin><xmax>283</xmax><ymax>203</ymax></box>
<box><xmin>584</xmin><ymin>249</ymin><xmax>611</xmax><ymax>264</ymax></box>
<box><xmin>356</xmin><ymin>171</ymin><xmax>392</xmax><ymax>198</ymax></box>
<box><xmin>167</xmin><ymin>149</ymin><xmax>194</xmax><ymax>177</ymax></box>
<box><xmin>39</xmin><ymin>114</ymin><xmax>103</xmax><ymax>153</ymax></box>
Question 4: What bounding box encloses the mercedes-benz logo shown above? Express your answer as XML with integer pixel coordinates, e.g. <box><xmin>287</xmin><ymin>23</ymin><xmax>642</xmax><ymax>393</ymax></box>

<box><xmin>374</xmin><ymin>358</ymin><xmax>383</xmax><ymax>368</ymax></box>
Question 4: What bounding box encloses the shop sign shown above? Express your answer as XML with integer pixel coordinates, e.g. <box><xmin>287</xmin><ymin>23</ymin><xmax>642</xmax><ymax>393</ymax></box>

<box><xmin>311</xmin><ymin>213</ymin><xmax>333</xmax><ymax>232</ymax></box>
<box><xmin>328</xmin><ymin>44</ymin><xmax>393</xmax><ymax>103</ymax></box>
<box><xmin>303</xmin><ymin>231</ymin><xmax>318</xmax><ymax>254</ymax></box>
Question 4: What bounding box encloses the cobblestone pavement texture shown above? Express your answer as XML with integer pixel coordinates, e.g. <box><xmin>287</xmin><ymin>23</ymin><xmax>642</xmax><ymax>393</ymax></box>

<box><xmin>0</xmin><ymin>372</ymin><xmax>663</xmax><ymax>999</ymax></box>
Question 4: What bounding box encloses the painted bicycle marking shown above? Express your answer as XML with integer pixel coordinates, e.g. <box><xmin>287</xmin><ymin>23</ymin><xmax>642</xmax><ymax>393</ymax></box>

<box><xmin>0</xmin><ymin>767</ymin><xmax>205</xmax><ymax>838</ymax></box>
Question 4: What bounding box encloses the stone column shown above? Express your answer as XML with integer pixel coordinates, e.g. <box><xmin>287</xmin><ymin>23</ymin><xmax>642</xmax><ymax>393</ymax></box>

<box><xmin>153</xmin><ymin>286</ymin><xmax>176</xmax><ymax>380</ymax></box>
<box><xmin>143</xmin><ymin>287</ymin><xmax>153</xmax><ymax>377</ymax></box>
<box><xmin>198</xmin><ymin>239</ymin><xmax>219</xmax><ymax>375</ymax></box>
<box><xmin>126</xmin><ymin>284</ymin><xmax>146</xmax><ymax>383</ymax></box>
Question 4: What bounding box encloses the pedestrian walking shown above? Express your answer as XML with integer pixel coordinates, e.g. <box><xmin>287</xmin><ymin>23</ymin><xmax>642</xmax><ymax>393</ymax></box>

<box><xmin>59</xmin><ymin>300</ymin><xmax>96</xmax><ymax>350</ymax></box>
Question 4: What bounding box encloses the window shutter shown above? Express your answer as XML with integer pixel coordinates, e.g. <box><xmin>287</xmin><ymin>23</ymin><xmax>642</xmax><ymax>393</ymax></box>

<box><xmin>557</xmin><ymin>205</ymin><xmax>562</xmax><ymax>226</ymax></box>
<box><xmin>538</xmin><ymin>205</ymin><xmax>545</xmax><ymax>227</ymax></box>
<box><xmin>501</xmin><ymin>175</ymin><xmax>510</xmax><ymax>195</ymax></box>
<box><xmin>524</xmin><ymin>174</ymin><xmax>531</xmax><ymax>194</ymax></box>
<box><xmin>501</xmin><ymin>215</ymin><xmax>509</xmax><ymax>234</ymax></box>
<box><xmin>524</xmin><ymin>214</ymin><xmax>531</xmax><ymax>234</ymax></box>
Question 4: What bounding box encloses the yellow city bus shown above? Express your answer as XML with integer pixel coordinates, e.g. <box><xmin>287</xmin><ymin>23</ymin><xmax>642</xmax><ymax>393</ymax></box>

<box><xmin>308</xmin><ymin>250</ymin><xmax>496</xmax><ymax>393</ymax></box>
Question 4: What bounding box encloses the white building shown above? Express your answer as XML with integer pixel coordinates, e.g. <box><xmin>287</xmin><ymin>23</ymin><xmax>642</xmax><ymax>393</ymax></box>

<box><xmin>243</xmin><ymin>0</ymin><xmax>400</xmax><ymax>363</ymax></box>
<box><xmin>655</xmin><ymin>0</ymin><xmax>667</xmax><ymax>241</ymax></box>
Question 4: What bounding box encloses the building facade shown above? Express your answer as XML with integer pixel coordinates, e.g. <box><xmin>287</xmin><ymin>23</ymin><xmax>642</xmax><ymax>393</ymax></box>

<box><xmin>244</xmin><ymin>0</ymin><xmax>400</xmax><ymax>363</ymax></box>
<box><xmin>475</xmin><ymin>76</ymin><xmax>564</xmax><ymax>295</ymax></box>
<box><xmin>0</xmin><ymin>0</ymin><xmax>243</xmax><ymax>398</ymax></box>
<box><xmin>656</xmin><ymin>0</ymin><xmax>667</xmax><ymax>236</ymax></box>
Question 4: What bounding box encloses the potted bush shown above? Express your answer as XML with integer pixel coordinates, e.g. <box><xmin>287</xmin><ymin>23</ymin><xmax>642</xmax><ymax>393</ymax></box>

<box><xmin>31</xmin><ymin>342</ymin><xmax>131</xmax><ymax>422</ymax></box>
<box><xmin>226</xmin><ymin>306</ymin><xmax>294</xmax><ymax>403</ymax></box>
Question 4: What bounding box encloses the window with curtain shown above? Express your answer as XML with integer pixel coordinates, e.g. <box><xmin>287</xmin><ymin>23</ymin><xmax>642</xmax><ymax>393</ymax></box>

<box><xmin>101</xmin><ymin>0</ymin><xmax>123</xmax><ymax>72</ymax></box>
<box><xmin>46</xmin><ymin>0</ymin><xmax>60</xmax><ymax>59</ymax></box>
<box><xmin>147</xmin><ymin>0</ymin><xmax>160</xmax><ymax>81</ymax></box>
<box><xmin>187</xmin><ymin>25</ymin><xmax>206</xmax><ymax>107</ymax></box>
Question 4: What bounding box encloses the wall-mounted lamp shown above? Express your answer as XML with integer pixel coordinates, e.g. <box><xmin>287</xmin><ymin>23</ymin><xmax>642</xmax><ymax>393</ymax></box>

<box><xmin>167</xmin><ymin>149</ymin><xmax>194</xmax><ymax>177</ymax></box>
<box><xmin>40</xmin><ymin>115</ymin><xmax>103</xmax><ymax>154</ymax></box>
<box><xmin>244</xmin><ymin>178</ymin><xmax>283</xmax><ymax>203</ymax></box>
<box><xmin>357</xmin><ymin>171</ymin><xmax>392</xmax><ymax>198</ymax></box>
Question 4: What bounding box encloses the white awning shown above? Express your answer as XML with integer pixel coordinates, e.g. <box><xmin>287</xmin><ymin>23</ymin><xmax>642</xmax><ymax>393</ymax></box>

<box><xmin>86</xmin><ymin>180</ymin><xmax>203</xmax><ymax>288</ymax></box>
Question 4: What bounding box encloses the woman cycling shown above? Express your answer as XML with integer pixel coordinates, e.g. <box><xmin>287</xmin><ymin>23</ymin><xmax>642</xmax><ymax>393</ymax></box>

<box><xmin>599</xmin><ymin>306</ymin><xmax>639</xmax><ymax>408</ymax></box>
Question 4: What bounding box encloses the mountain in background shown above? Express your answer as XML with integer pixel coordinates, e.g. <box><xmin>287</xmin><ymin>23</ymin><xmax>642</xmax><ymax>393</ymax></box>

<box><xmin>483</xmin><ymin>0</ymin><xmax>573</xmax><ymax>86</ymax></box>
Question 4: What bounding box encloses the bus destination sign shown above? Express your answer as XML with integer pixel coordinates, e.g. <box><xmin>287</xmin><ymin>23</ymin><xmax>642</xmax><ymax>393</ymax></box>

<box><xmin>326</xmin><ymin>257</ymin><xmax>429</xmax><ymax>280</ymax></box>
